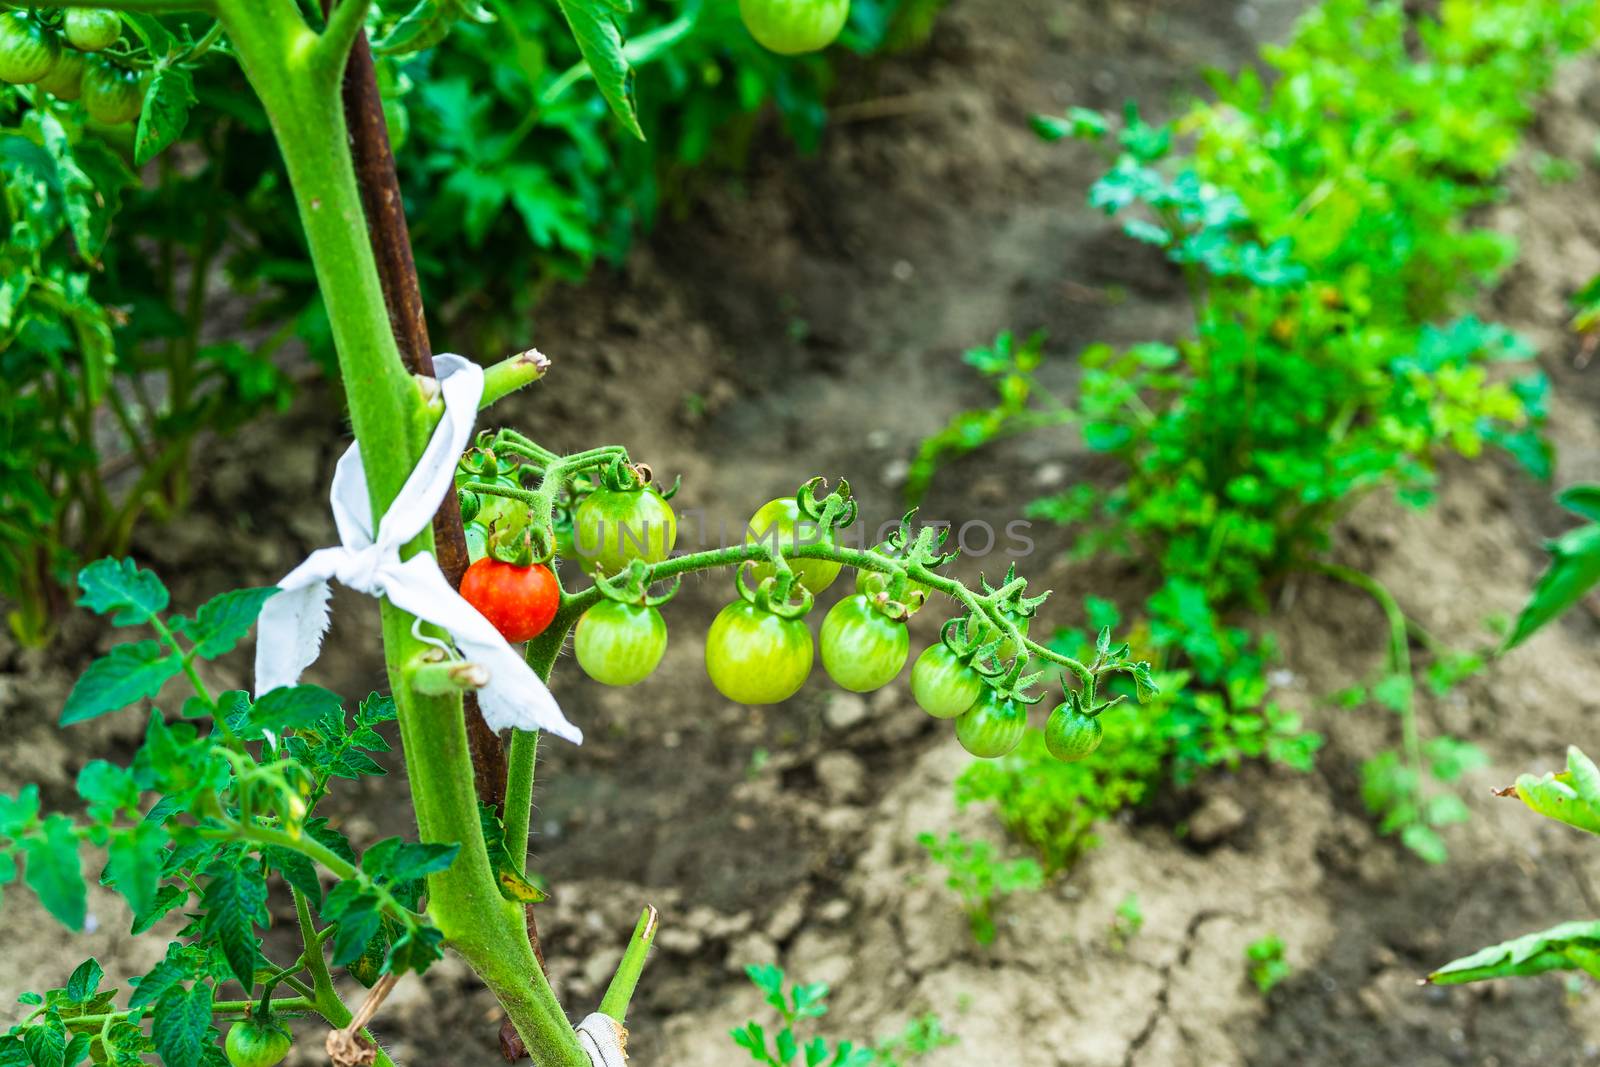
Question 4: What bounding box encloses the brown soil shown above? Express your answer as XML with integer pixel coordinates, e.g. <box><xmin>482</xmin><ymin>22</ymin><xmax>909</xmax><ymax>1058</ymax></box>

<box><xmin>5</xmin><ymin>1</ymin><xmax>1600</xmax><ymax>1065</ymax></box>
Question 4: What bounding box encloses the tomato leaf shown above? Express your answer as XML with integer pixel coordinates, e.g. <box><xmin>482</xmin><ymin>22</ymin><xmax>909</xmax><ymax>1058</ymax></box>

<box><xmin>60</xmin><ymin>641</ymin><xmax>183</xmax><ymax>726</ymax></box>
<box><xmin>23</xmin><ymin>815</ymin><xmax>86</xmax><ymax>930</ymax></box>
<box><xmin>198</xmin><ymin>858</ymin><xmax>268</xmax><ymax>986</ymax></box>
<box><xmin>1430</xmin><ymin>920</ymin><xmax>1600</xmax><ymax>984</ymax></box>
<box><xmin>150</xmin><ymin>981</ymin><xmax>212</xmax><ymax>1067</ymax></box>
<box><xmin>134</xmin><ymin>66</ymin><xmax>197</xmax><ymax>167</ymax></box>
<box><xmin>479</xmin><ymin>803</ymin><xmax>548</xmax><ymax>904</ymax></box>
<box><xmin>248</xmin><ymin>684</ymin><xmax>342</xmax><ymax>732</ymax></box>
<box><xmin>360</xmin><ymin>837</ymin><xmax>459</xmax><ymax>884</ymax></box>
<box><xmin>104</xmin><ymin>822</ymin><xmax>167</xmax><ymax>922</ymax></box>
<box><xmin>1504</xmin><ymin>486</ymin><xmax>1600</xmax><ymax>650</ymax></box>
<box><xmin>174</xmin><ymin>586</ymin><xmax>277</xmax><ymax>659</ymax></box>
<box><xmin>552</xmin><ymin>0</ymin><xmax>645</xmax><ymax>140</ymax></box>
<box><xmin>76</xmin><ymin>558</ymin><xmax>169</xmax><ymax>626</ymax></box>
<box><xmin>64</xmin><ymin>959</ymin><xmax>104</xmax><ymax>1005</ymax></box>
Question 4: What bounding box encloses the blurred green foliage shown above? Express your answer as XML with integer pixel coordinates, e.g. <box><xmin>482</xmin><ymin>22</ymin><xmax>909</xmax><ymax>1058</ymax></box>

<box><xmin>916</xmin><ymin>0</ymin><xmax>1597</xmax><ymax>866</ymax></box>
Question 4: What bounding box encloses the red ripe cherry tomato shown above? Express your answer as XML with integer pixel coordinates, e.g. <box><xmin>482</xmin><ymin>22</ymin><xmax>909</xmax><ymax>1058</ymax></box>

<box><xmin>460</xmin><ymin>558</ymin><xmax>558</xmax><ymax>642</ymax></box>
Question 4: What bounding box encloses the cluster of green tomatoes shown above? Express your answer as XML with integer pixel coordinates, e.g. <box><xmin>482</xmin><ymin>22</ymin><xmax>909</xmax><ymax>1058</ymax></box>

<box><xmin>454</xmin><ymin>449</ymin><xmax>1108</xmax><ymax>764</ymax></box>
<box><xmin>0</xmin><ymin>8</ymin><xmax>144</xmax><ymax>123</ymax></box>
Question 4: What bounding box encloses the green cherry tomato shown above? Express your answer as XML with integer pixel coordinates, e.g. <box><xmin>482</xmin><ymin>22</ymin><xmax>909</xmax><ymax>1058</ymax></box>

<box><xmin>0</xmin><ymin>14</ymin><xmax>59</xmax><ymax>85</ymax></box>
<box><xmin>475</xmin><ymin>472</ymin><xmax>527</xmax><ymax>536</ymax></box>
<box><xmin>909</xmin><ymin>643</ymin><xmax>984</xmax><ymax>719</ymax></box>
<box><xmin>35</xmin><ymin>46</ymin><xmax>86</xmax><ymax>100</ymax></box>
<box><xmin>705</xmin><ymin>600</ymin><xmax>813</xmax><ymax>704</ymax></box>
<box><xmin>738</xmin><ymin>0</ymin><xmax>851</xmax><ymax>55</ymax></box>
<box><xmin>460</xmin><ymin>558</ymin><xmax>559</xmax><ymax>643</ymax></box>
<box><xmin>576</xmin><ymin>601</ymin><xmax>668</xmax><ymax>686</ymax></box>
<box><xmin>955</xmin><ymin>690</ymin><xmax>1027</xmax><ymax>759</ymax></box>
<box><xmin>81</xmin><ymin>58</ymin><xmax>143</xmax><ymax>124</ymax></box>
<box><xmin>820</xmin><ymin>594</ymin><xmax>909</xmax><ymax>692</ymax></box>
<box><xmin>746</xmin><ymin>497</ymin><xmax>841</xmax><ymax>594</ymax></box>
<box><xmin>1045</xmin><ymin>706</ymin><xmax>1103</xmax><ymax>762</ymax></box>
<box><xmin>225</xmin><ymin>1018</ymin><xmax>292</xmax><ymax>1067</ymax></box>
<box><xmin>63</xmin><ymin>9</ymin><xmax>122</xmax><ymax>52</ymax></box>
<box><xmin>573</xmin><ymin>485</ymin><xmax>676</xmax><ymax>576</ymax></box>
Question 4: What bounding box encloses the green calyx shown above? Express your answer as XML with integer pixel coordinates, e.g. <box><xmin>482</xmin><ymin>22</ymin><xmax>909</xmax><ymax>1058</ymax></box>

<box><xmin>735</xmin><ymin>562</ymin><xmax>814</xmax><ymax>620</ymax></box>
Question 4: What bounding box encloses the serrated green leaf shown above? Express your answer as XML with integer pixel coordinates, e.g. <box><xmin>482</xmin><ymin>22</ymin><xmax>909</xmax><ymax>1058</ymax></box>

<box><xmin>175</xmin><ymin>587</ymin><xmax>277</xmax><ymax>660</ymax></box>
<box><xmin>0</xmin><ymin>784</ymin><xmax>41</xmax><ymax>836</ymax></box>
<box><xmin>135</xmin><ymin>67</ymin><xmax>196</xmax><ymax>167</ymax></box>
<box><xmin>385</xmin><ymin>923</ymin><xmax>444</xmax><ymax>975</ymax></box>
<box><xmin>249</xmin><ymin>685</ymin><xmax>342</xmax><ymax>732</ymax></box>
<box><xmin>360</xmin><ymin>838</ymin><xmax>459</xmax><ymax>885</ymax></box>
<box><xmin>128</xmin><ymin>945</ymin><xmax>199</xmax><ymax>1011</ymax></box>
<box><xmin>77</xmin><ymin>761</ymin><xmax>139</xmax><ymax>824</ymax></box>
<box><xmin>61</xmin><ymin>642</ymin><xmax>183</xmax><ymax>726</ymax></box>
<box><xmin>198</xmin><ymin>860</ymin><xmax>267</xmax><ymax>985</ymax></box>
<box><xmin>64</xmin><ymin>959</ymin><xmax>103</xmax><ymax>1004</ymax></box>
<box><xmin>323</xmin><ymin>882</ymin><xmax>383</xmax><ymax>967</ymax></box>
<box><xmin>478</xmin><ymin>803</ymin><xmax>547</xmax><ymax>903</ymax></box>
<box><xmin>106</xmin><ymin>821</ymin><xmax>167</xmax><ymax>921</ymax></box>
<box><xmin>1430</xmin><ymin>920</ymin><xmax>1600</xmax><ymax>984</ymax></box>
<box><xmin>262</xmin><ymin>845</ymin><xmax>322</xmax><ymax>906</ymax></box>
<box><xmin>151</xmin><ymin>982</ymin><xmax>212</xmax><ymax>1067</ymax></box>
<box><xmin>23</xmin><ymin>1023</ymin><xmax>65</xmax><ymax>1067</ymax></box>
<box><xmin>373</xmin><ymin>0</ymin><xmax>455</xmax><ymax>54</ymax></box>
<box><xmin>0</xmin><ymin>1037</ymin><xmax>25</xmax><ymax>1067</ymax></box>
<box><xmin>552</xmin><ymin>0</ymin><xmax>644</xmax><ymax>140</ymax></box>
<box><xmin>24</xmin><ymin>815</ymin><xmax>85</xmax><ymax>930</ymax></box>
<box><xmin>1567</xmin><ymin>746</ymin><xmax>1600</xmax><ymax>809</ymax></box>
<box><xmin>76</xmin><ymin>559</ymin><xmax>168</xmax><ymax>626</ymax></box>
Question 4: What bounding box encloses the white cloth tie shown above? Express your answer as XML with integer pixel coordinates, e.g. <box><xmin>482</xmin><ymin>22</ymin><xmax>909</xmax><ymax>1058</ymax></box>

<box><xmin>253</xmin><ymin>354</ymin><xmax>581</xmax><ymax>744</ymax></box>
<box><xmin>576</xmin><ymin>1014</ymin><xmax>629</xmax><ymax>1066</ymax></box>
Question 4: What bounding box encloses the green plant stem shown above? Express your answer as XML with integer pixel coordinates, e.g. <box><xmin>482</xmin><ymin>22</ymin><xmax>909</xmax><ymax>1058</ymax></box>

<box><xmin>64</xmin><ymin>998</ymin><xmax>314</xmax><ymax>1032</ymax></box>
<box><xmin>1313</xmin><ymin>562</ymin><xmax>1424</xmax><ymax>799</ymax></box>
<box><xmin>206</xmin><ymin>7</ymin><xmax>586</xmax><ymax>1059</ymax></box>
<box><xmin>597</xmin><ymin>906</ymin><xmax>658</xmax><ymax>1023</ymax></box>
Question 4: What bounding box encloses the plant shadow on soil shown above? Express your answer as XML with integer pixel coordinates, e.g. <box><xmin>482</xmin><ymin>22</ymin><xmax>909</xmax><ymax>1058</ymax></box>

<box><xmin>5</xmin><ymin>0</ymin><xmax>1600</xmax><ymax>1064</ymax></box>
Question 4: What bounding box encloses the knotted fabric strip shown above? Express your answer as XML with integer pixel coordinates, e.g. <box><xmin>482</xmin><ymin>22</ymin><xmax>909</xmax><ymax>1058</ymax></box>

<box><xmin>576</xmin><ymin>1014</ymin><xmax>629</xmax><ymax>1066</ymax></box>
<box><xmin>253</xmin><ymin>353</ymin><xmax>581</xmax><ymax>743</ymax></box>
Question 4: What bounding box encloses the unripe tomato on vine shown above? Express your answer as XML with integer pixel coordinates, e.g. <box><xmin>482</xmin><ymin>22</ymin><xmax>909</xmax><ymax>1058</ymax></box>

<box><xmin>572</xmin><ymin>463</ymin><xmax>676</xmax><ymax>576</ymax></box>
<box><xmin>910</xmin><ymin>642</ymin><xmax>984</xmax><ymax>719</ymax></box>
<box><xmin>224</xmin><ymin>1017</ymin><xmax>292</xmax><ymax>1067</ymax></box>
<box><xmin>955</xmin><ymin>688</ymin><xmax>1027</xmax><ymax>759</ymax></box>
<box><xmin>746</xmin><ymin>496</ymin><xmax>842</xmax><ymax>594</ymax></box>
<box><xmin>1045</xmin><ymin>705</ymin><xmax>1103</xmax><ymax>762</ymax></box>
<box><xmin>63</xmin><ymin>9</ymin><xmax>122</xmax><ymax>52</ymax></box>
<box><xmin>460</xmin><ymin>558</ymin><xmax>558</xmax><ymax>643</ymax></box>
<box><xmin>705</xmin><ymin>570</ymin><xmax>814</xmax><ymax>704</ymax></box>
<box><xmin>0</xmin><ymin>13</ymin><xmax>60</xmax><ymax>85</ymax></box>
<box><xmin>81</xmin><ymin>58</ymin><xmax>144</xmax><ymax>124</ymax></box>
<box><xmin>739</xmin><ymin>0</ymin><xmax>851</xmax><ymax>55</ymax></box>
<box><xmin>36</xmin><ymin>47</ymin><xmax>86</xmax><ymax>100</ymax></box>
<box><xmin>576</xmin><ymin>599</ymin><xmax>668</xmax><ymax>686</ymax></box>
<box><xmin>820</xmin><ymin>593</ymin><xmax>909</xmax><ymax>692</ymax></box>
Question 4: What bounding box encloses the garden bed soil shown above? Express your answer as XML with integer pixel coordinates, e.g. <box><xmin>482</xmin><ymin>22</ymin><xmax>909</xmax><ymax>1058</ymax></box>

<box><xmin>5</xmin><ymin>0</ymin><xmax>1600</xmax><ymax>1064</ymax></box>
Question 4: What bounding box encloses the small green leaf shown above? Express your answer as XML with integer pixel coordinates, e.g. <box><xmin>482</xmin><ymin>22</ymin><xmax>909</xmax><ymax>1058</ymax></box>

<box><xmin>198</xmin><ymin>860</ymin><xmax>267</xmax><ymax>986</ymax></box>
<box><xmin>552</xmin><ymin>0</ymin><xmax>644</xmax><ymax>140</ymax></box>
<box><xmin>64</xmin><ymin>959</ymin><xmax>103</xmax><ymax>1004</ymax></box>
<box><xmin>105</xmin><ymin>821</ymin><xmax>167</xmax><ymax>921</ymax></box>
<box><xmin>1505</xmin><ymin>515</ymin><xmax>1600</xmax><ymax>650</ymax></box>
<box><xmin>360</xmin><ymin>838</ymin><xmax>459</xmax><ymax>884</ymax></box>
<box><xmin>24</xmin><ymin>815</ymin><xmax>86</xmax><ymax>930</ymax></box>
<box><xmin>174</xmin><ymin>587</ymin><xmax>277</xmax><ymax>659</ymax></box>
<box><xmin>1430</xmin><ymin>920</ymin><xmax>1600</xmax><ymax>984</ymax></box>
<box><xmin>249</xmin><ymin>684</ymin><xmax>342</xmax><ymax>732</ymax></box>
<box><xmin>263</xmin><ymin>845</ymin><xmax>323</xmax><ymax>906</ymax></box>
<box><xmin>1513</xmin><ymin>769</ymin><xmax>1600</xmax><ymax>835</ymax></box>
<box><xmin>61</xmin><ymin>642</ymin><xmax>183</xmax><ymax>726</ymax></box>
<box><xmin>128</xmin><ymin>945</ymin><xmax>199</xmax><ymax>1011</ymax></box>
<box><xmin>77</xmin><ymin>761</ymin><xmax>139</xmax><ymax>824</ymax></box>
<box><xmin>0</xmin><ymin>784</ymin><xmax>41</xmax><ymax>836</ymax></box>
<box><xmin>385</xmin><ymin>923</ymin><xmax>445</xmax><ymax>975</ymax></box>
<box><xmin>1399</xmin><ymin>823</ymin><xmax>1448</xmax><ymax>865</ymax></box>
<box><xmin>323</xmin><ymin>882</ymin><xmax>383</xmax><ymax>967</ymax></box>
<box><xmin>76</xmin><ymin>559</ymin><xmax>168</xmax><ymax>626</ymax></box>
<box><xmin>478</xmin><ymin>803</ymin><xmax>547</xmax><ymax>903</ymax></box>
<box><xmin>134</xmin><ymin>67</ymin><xmax>196</xmax><ymax>166</ymax></box>
<box><xmin>151</xmin><ymin>981</ymin><xmax>213</xmax><ymax>1067</ymax></box>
